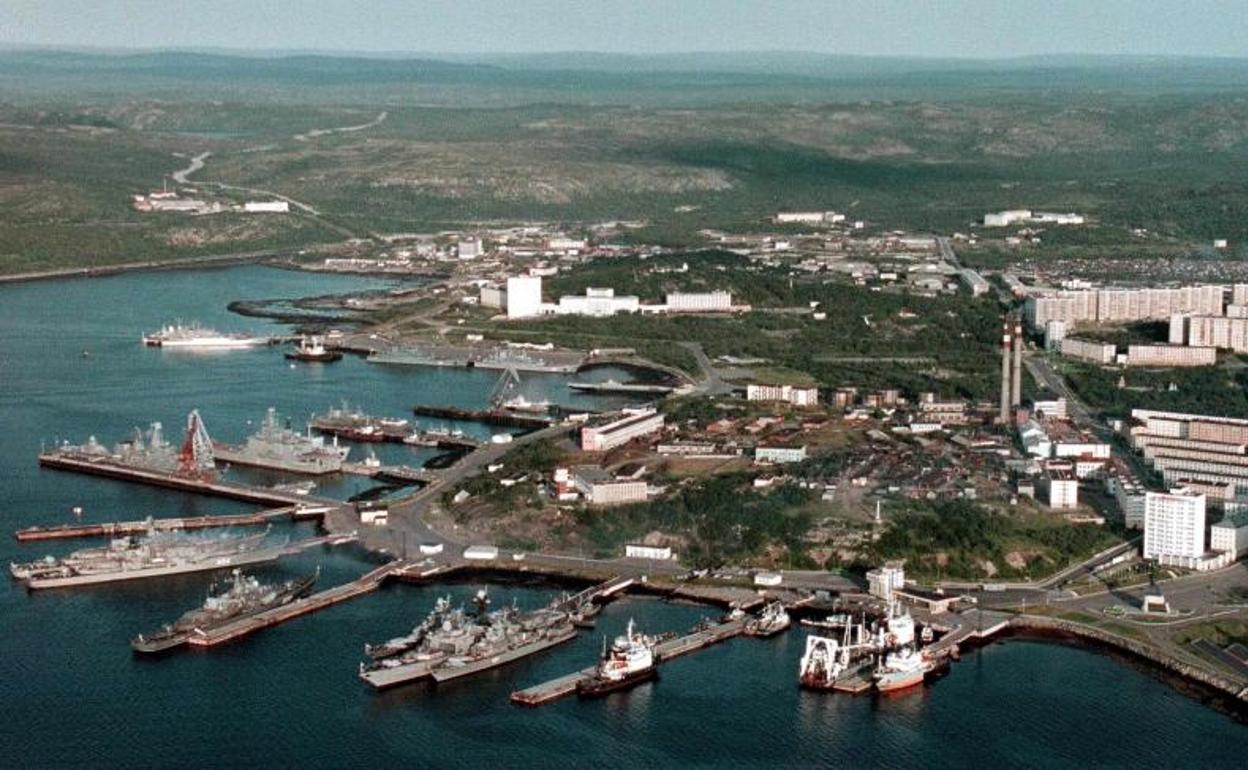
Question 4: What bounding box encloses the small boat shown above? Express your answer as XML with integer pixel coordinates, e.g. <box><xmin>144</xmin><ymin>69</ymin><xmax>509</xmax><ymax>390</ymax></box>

<box><xmin>286</xmin><ymin>336</ymin><xmax>342</xmax><ymax>362</ymax></box>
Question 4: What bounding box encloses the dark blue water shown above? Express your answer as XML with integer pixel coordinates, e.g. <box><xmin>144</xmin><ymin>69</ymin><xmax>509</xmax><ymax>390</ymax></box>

<box><xmin>0</xmin><ymin>266</ymin><xmax>1244</xmax><ymax>768</ymax></box>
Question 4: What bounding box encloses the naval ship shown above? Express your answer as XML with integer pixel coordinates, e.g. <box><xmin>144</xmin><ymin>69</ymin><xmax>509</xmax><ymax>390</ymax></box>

<box><xmin>10</xmin><ymin>528</ymin><xmax>288</xmax><ymax>590</ymax></box>
<box><xmin>358</xmin><ymin>591</ymin><xmax>577</xmax><ymax>690</ymax></box>
<box><xmin>131</xmin><ymin>568</ymin><xmax>317</xmax><ymax>653</ymax></box>
<box><xmin>214</xmin><ymin>407</ymin><xmax>350</xmax><ymax>474</ymax></box>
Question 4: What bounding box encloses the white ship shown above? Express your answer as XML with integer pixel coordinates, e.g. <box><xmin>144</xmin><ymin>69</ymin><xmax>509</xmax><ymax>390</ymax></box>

<box><xmin>143</xmin><ymin>323</ymin><xmax>272</xmax><ymax>348</ymax></box>
<box><xmin>744</xmin><ymin>601</ymin><xmax>791</xmax><ymax>637</ymax></box>
<box><xmin>577</xmin><ymin>618</ymin><xmax>658</xmax><ymax>697</ymax></box>
<box><xmin>874</xmin><ymin>647</ymin><xmax>934</xmax><ymax>692</ymax></box>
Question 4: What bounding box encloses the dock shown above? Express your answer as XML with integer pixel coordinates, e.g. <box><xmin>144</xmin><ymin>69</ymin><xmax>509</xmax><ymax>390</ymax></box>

<box><xmin>509</xmin><ymin>617</ymin><xmax>747</xmax><ymax>707</ymax></box>
<box><xmin>341</xmin><ymin>462</ymin><xmax>439</xmax><ymax>485</ymax></box>
<box><xmin>185</xmin><ymin>555</ymin><xmax>396</xmax><ymax>648</ymax></box>
<box><xmin>412</xmin><ymin>405</ymin><xmax>550</xmax><ymax>429</ymax></box>
<box><xmin>38</xmin><ymin>451</ymin><xmax>339</xmax><ymax>507</ymax></box>
<box><xmin>13</xmin><ymin>504</ymin><xmax>323</xmax><ymax>541</ymax></box>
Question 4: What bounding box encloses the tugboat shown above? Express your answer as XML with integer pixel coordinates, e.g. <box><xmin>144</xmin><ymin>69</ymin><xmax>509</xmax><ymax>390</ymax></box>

<box><xmin>873</xmin><ymin>646</ymin><xmax>933</xmax><ymax>693</ymax></box>
<box><xmin>744</xmin><ymin>601</ymin><xmax>791</xmax><ymax>638</ymax></box>
<box><xmin>286</xmin><ymin>336</ymin><xmax>342</xmax><ymax>363</ymax></box>
<box><xmin>577</xmin><ymin>619</ymin><xmax>658</xmax><ymax>697</ymax></box>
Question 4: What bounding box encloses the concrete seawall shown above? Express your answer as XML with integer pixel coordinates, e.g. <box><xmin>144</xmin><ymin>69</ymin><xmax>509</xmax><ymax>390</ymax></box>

<box><xmin>1007</xmin><ymin>615</ymin><xmax>1248</xmax><ymax>704</ymax></box>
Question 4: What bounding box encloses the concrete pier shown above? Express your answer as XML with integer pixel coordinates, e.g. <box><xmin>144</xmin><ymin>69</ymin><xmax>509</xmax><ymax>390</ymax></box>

<box><xmin>509</xmin><ymin>617</ymin><xmax>748</xmax><ymax>707</ymax></box>
<box><xmin>13</xmin><ymin>505</ymin><xmax>311</xmax><ymax>541</ymax></box>
<box><xmin>38</xmin><ymin>451</ymin><xmax>340</xmax><ymax>507</ymax></box>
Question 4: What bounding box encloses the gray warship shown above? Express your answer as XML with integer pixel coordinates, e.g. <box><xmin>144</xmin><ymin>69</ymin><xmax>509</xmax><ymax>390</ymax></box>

<box><xmin>214</xmin><ymin>407</ymin><xmax>350</xmax><ymax>474</ymax></box>
<box><xmin>10</xmin><ymin>528</ymin><xmax>288</xmax><ymax>590</ymax></box>
<box><xmin>359</xmin><ymin>590</ymin><xmax>577</xmax><ymax>689</ymax></box>
<box><xmin>131</xmin><ymin>568</ymin><xmax>318</xmax><ymax>653</ymax></box>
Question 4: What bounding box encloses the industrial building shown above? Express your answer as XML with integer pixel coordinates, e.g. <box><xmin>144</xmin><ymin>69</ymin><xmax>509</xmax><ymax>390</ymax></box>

<box><xmin>242</xmin><ymin>200</ymin><xmax>290</xmax><ymax>213</ymax></box>
<box><xmin>746</xmin><ymin>383</ymin><xmax>819</xmax><ymax>407</ymax></box>
<box><xmin>580</xmin><ymin>409</ymin><xmax>664</xmax><ymax>452</ymax></box>
<box><xmin>556</xmin><ymin>287</ymin><xmax>640</xmax><ymax>317</ymax></box>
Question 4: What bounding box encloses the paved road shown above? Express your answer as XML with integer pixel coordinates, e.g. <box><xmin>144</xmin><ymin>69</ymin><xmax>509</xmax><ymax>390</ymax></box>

<box><xmin>679</xmin><ymin>341</ymin><xmax>735</xmax><ymax>396</ymax></box>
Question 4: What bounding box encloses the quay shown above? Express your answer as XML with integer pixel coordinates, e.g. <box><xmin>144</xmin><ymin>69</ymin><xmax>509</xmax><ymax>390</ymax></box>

<box><xmin>38</xmin><ymin>450</ymin><xmax>340</xmax><ymax>507</ymax></box>
<box><xmin>341</xmin><ymin>462</ymin><xmax>439</xmax><ymax>485</ymax></box>
<box><xmin>310</xmin><ymin>413</ymin><xmax>484</xmax><ymax>452</ymax></box>
<box><xmin>509</xmin><ymin>617</ymin><xmax>748</xmax><ymax>707</ymax></box>
<box><xmin>184</xmin><ymin>554</ymin><xmax>394</xmax><ymax>648</ymax></box>
<box><xmin>412</xmin><ymin>405</ymin><xmax>550</xmax><ymax>429</ymax></box>
<box><xmin>13</xmin><ymin>504</ymin><xmax>321</xmax><ymax>542</ymax></box>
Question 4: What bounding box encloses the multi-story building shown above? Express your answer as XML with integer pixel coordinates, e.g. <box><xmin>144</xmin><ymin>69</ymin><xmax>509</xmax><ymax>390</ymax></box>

<box><xmin>1211</xmin><ymin>511</ymin><xmax>1248</xmax><ymax>559</ymax></box>
<box><xmin>1059</xmin><ymin>337</ymin><xmax>1116</xmax><ymax>365</ymax></box>
<box><xmin>572</xmin><ymin>466</ymin><xmax>648</xmax><ymax>505</ymax></box>
<box><xmin>746</xmin><ymin>383</ymin><xmax>819</xmax><ymax>407</ymax></box>
<box><xmin>665</xmin><ymin>291</ymin><xmax>733</xmax><ymax>312</ymax></box>
<box><xmin>625</xmin><ymin>544</ymin><xmax>674</xmax><ymax>560</ymax></box>
<box><xmin>754</xmin><ymin>445</ymin><xmax>808</xmax><ymax>464</ymax></box>
<box><xmin>1173</xmin><ymin>315</ymin><xmax>1248</xmax><ymax>353</ymax></box>
<box><xmin>1030</xmin><ymin>395</ymin><xmax>1068</xmax><ymax>420</ymax></box>
<box><xmin>1143</xmin><ymin>489</ymin><xmax>1207</xmax><ymax>561</ymax></box>
<box><xmin>867</xmin><ymin>562</ymin><xmax>906</xmax><ymax>602</ymax></box>
<box><xmin>1130</xmin><ymin>409</ymin><xmax>1248</xmax><ymax>496</ymax></box>
<box><xmin>1107</xmin><ymin>474</ymin><xmax>1148</xmax><ymax>528</ymax></box>
<box><xmin>1042</xmin><ymin>471</ymin><xmax>1079</xmax><ymax>509</ymax></box>
<box><xmin>506</xmin><ymin>276</ymin><xmax>543</xmax><ymax>318</ymax></box>
<box><xmin>1026</xmin><ymin>285</ymin><xmax>1224</xmax><ymax>328</ymax></box>
<box><xmin>1044</xmin><ymin>320</ymin><xmax>1068</xmax><ymax>350</ymax></box>
<box><xmin>1125</xmin><ymin>345</ymin><xmax>1216</xmax><ymax>367</ymax></box>
<box><xmin>580</xmin><ymin>409</ymin><xmax>664</xmax><ymax>451</ymax></box>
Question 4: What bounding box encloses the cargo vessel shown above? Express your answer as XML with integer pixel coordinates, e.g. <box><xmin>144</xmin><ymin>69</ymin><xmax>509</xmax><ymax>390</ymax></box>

<box><xmin>359</xmin><ymin>591</ymin><xmax>577</xmax><ymax>690</ymax></box>
<box><xmin>215</xmin><ymin>408</ymin><xmax>350</xmax><ymax>474</ymax></box>
<box><xmin>10</xmin><ymin>528</ymin><xmax>288</xmax><ymax>590</ymax></box>
<box><xmin>143</xmin><ymin>323</ymin><xmax>272</xmax><ymax>348</ymax></box>
<box><xmin>131</xmin><ymin>568</ymin><xmax>317</xmax><ymax>653</ymax></box>
<box><xmin>577</xmin><ymin>619</ymin><xmax>658</xmax><ymax>697</ymax></box>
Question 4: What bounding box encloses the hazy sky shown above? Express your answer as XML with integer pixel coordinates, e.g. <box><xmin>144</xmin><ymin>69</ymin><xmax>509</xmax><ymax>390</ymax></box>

<box><xmin>2</xmin><ymin>0</ymin><xmax>1246</xmax><ymax>59</ymax></box>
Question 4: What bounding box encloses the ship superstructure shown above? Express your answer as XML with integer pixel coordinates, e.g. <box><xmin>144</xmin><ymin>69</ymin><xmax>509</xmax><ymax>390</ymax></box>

<box><xmin>131</xmin><ymin>568</ymin><xmax>317</xmax><ymax>652</ymax></box>
<box><xmin>215</xmin><ymin>408</ymin><xmax>350</xmax><ymax>475</ymax></box>
<box><xmin>744</xmin><ymin>601</ymin><xmax>791</xmax><ymax>638</ymax></box>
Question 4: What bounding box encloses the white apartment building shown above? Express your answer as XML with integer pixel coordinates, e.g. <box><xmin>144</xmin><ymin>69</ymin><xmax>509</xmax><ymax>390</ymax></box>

<box><xmin>1143</xmin><ymin>489</ymin><xmax>1207</xmax><ymax>561</ymax></box>
<box><xmin>457</xmin><ymin>237</ymin><xmax>483</xmax><ymax>259</ymax></box>
<box><xmin>754</xmin><ymin>445</ymin><xmax>808</xmax><ymax>464</ymax></box>
<box><xmin>572</xmin><ymin>466</ymin><xmax>648</xmax><ymax>505</ymax></box>
<box><xmin>1174</xmin><ymin>315</ymin><xmax>1248</xmax><ymax>353</ymax></box>
<box><xmin>1031</xmin><ymin>395</ymin><xmax>1068</xmax><ymax>420</ymax></box>
<box><xmin>665</xmin><ymin>291</ymin><xmax>733</xmax><ymax>312</ymax></box>
<box><xmin>580</xmin><ymin>409</ymin><xmax>664</xmax><ymax>451</ymax></box>
<box><xmin>1210</xmin><ymin>513</ymin><xmax>1248</xmax><ymax>559</ymax></box>
<box><xmin>1126</xmin><ymin>345</ymin><xmax>1216</xmax><ymax>367</ymax></box>
<box><xmin>242</xmin><ymin>200</ymin><xmax>290</xmax><ymax>213</ymax></box>
<box><xmin>1059</xmin><ymin>337</ymin><xmax>1116</xmax><ymax>365</ymax></box>
<box><xmin>506</xmin><ymin>275</ymin><xmax>543</xmax><ymax>318</ymax></box>
<box><xmin>746</xmin><ymin>383</ymin><xmax>819</xmax><ymax>407</ymax></box>
<box><xmin>1026</xmin><ymin>285</ymin><xmax>1223</xmax><ymax>328</ymax></box>
<box><xmin>1044</xmin><ymin>472</ymin><xmax>1079</xmax><ymax>509</ymax></box>
<box><xmin>1044</xmin><ymin>320</ymin><xmax>1068</xmax><ymax>350</ymax></box>
<box><xmin>1130</xmin><ymin>409</ymin><xmax>1248</xmax><ymax>496</ymax></box>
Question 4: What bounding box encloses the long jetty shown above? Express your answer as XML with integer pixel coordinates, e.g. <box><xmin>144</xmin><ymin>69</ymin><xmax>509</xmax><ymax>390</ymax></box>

<box><xmin>185</xmin><ymin>556</ymin><xmax>397</xmax><ymax>648</ymax></box>
<box><xmin>13</xmin><ymin>504</ymin><xmax>325</xmax><ymax>542</ymax></box>
<box><xmin>510</xmin><ymin>617</ymin><xmax>748</xmax><ymax>707</ymax></box>
<box><xmin>412</xmin><ymin>405</ymin><xmax>550</xmax><ymax>429</ymax></box>
<box><xmin>38</xmin><ymin>451</ymin><xmax>339</xmax><ymax>507</ymax></box>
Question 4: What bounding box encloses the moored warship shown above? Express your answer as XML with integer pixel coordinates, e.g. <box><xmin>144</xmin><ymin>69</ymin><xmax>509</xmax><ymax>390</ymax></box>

<box><xmin>214</xmin><ymin>407</ymin><xmax>350</xmax><ymax>474</ymax></box>
<box><xmin>359</xmin><ymin>591</ymin><xmax>577</xmax><ymax>690</ymax></box>
<box><xmin>131</xmin><ymin>568</ymin><xmax>317</xmax><ymax>653</ymax></box>
<box><xmin>10</xmin><ymin>528</ymin><xmax>288</xmax><ymax>590</ymax></box>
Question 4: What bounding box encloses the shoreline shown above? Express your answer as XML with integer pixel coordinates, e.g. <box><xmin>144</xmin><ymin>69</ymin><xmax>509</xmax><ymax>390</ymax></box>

<box><xmin>0</xmin><ymin>251</ymin><xmax>288</xmax><ymax>285</ymax></box>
